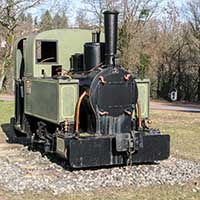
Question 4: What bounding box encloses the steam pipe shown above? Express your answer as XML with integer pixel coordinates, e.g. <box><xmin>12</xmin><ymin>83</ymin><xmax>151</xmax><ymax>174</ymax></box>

<box><xmin>103</xmin><ymin>10</ymin><xmax>119</xmax><ymax>65</ymax></box>
<box><xmin>75</xmin><ymin>91</ymin><xmax>88</xmax><ymax>133</ymax></box>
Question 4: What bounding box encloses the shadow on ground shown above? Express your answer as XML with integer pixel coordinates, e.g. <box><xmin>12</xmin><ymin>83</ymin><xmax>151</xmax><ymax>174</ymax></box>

<box><xmin>179</xmin><ymin>110</ymin><xmax>200</xmax><ymax>113</ymax></box>
<box><xmin>1</xmin><ymin>123</ymin><xmax>29</xmax><ymax>145</ymax></box>
<box><xmin>1</xmin><ymin>123</ymin><xmax>11</xmax><ymax>143</ymax></box>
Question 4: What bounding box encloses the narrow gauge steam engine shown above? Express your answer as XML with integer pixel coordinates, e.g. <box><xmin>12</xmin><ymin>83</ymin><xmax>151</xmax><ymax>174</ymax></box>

<box><xmin>10</xmin><ymin>11</ymin><xmax>170</xmax><ymax>168</ymax></box>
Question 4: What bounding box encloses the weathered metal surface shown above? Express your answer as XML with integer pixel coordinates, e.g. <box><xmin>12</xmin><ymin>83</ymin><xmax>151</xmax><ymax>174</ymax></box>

<box><xmin>116</xmin><ymin>133</ymin><xmax>130</xmax><ymax>152</ymax></box>
<box><xmin>132</xmin><ymin>134</ymin><xmax>170</xmax><ymax>163</ymax></box>
<box><xmin>56</xmin><ymin>135</ymin><xmax>65</xmax><ymax>158</ymax></box>
<box><xmin>65</xmin><ymin>133</ymin><xmax>170</xmax><ymax>168</ymax></box>
<box><xmin>69</xmin><ymin>137</ymin><xmax>113</xmax><ymax>168</ymax></box>
<box><xmin>25</xmin><ymin>78</ymin><xmax>79</xmax><ymax>124</ymax></box>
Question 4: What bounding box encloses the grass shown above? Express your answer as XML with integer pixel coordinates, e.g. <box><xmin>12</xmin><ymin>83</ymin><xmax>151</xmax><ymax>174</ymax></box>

<box><xmin>0</xmin><ymin>101</ymin><xmax>14</xmax><ymax>125</ymax></box>
<box><xmin>0</xmin><ymin>183</ymin><xmax>199</xmax><ymax>200</ymax></box>
<box><xmin>151</xmin><ymin>110</ymin><xmax>200</xmax><ymax>162</ymax></box>
<box><xmin>0</xmin><ymin>101</ymin><xmax>199</xmax><ymax>199</ymax></box>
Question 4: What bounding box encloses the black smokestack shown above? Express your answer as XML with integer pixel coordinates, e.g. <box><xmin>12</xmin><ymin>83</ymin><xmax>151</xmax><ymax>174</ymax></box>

<box><xmin>103</xmin><ymin>10</ymin><xmax>119</xmax><ymax>65</ymax></box>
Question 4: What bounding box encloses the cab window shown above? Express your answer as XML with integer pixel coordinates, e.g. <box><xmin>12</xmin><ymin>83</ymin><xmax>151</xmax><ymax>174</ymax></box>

<box><xmin>36</xmin><ymin>40</ymin><xmax>58</xmax><ymax>64</ymax></box>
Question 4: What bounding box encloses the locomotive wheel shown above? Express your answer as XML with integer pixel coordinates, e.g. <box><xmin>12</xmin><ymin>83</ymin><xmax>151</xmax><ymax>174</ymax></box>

<box><xmin>9</xmin><ymin>117</ymin><xmax>19</xmax><ymax>143</ymax></box>
<box><xmin>9</xmin><ymin>117</ymin><xmax>32</xmax><ymax>144</ymax></box>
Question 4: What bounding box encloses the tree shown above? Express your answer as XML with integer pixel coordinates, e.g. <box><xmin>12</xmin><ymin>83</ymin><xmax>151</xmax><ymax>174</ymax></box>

<box><xmin>39</xmin><ymin>10</ymin><xmax>53</xmax><ymax>32</ymax></box>
<box><xmin>16</xmin><ymin>13</ymin><xmax>34</xmax><ymax>35</ymax></box>
<box><xmin>0</xmin><ymin>0</ymin><xmax>43</xmax><ymax>92</ymax></box>
<box><xmin>25</xmin><ymin>13</ymin><xmax>33</xmax><ymax>25</ymax></box>
<box><xmin>81</xmin><ymin>0</ymin><xmax>163</xmax><ymax>67</ymax></box>
<box><xmin>186</xmin><ymin>0</ymin><xmax>200</xmax><ymax>101</ymax></box>
<box><xmin>34</xmin><ymin>16</ymin><xmax>38</xmax><ymax>26</ymax></box>
<box><xmin>81</xmin><ymin>0</ymin><xmax>121</xmax><ymax>31</ymax></box>
<box><xmin>117</xmin><ymin>0</ymin><xmax>163</xmax><ymax>83</ymax></box>
<box><xmin>75</xmin><ymin>11</ymin><xmax>91</xmax><ymax>29</ymax></box>
<box><xmin>52</xmin><ymin>12</ymin><xmax>68</xmax><ymax>29</ymax></box>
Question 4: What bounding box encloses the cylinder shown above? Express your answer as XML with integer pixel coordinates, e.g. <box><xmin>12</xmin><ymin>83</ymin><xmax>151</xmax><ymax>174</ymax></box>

<box><xmin>70</xmin><ymin>53</ymin><xmax>84</xmax><ymax>72</ymax></box>
<box><xmin>84</xmin><ymin>42</ymin><xmax>102</xmax><ymax>71</ymax></box>
<box><xmin>92</xmin><ymin>31</ymin><xmax>100</xmax><ymax>43</ymax></box>
<box><xmin>103</xmin><ymin>10</ymin><xmax>119</xmax><ymax>65</ymax></box>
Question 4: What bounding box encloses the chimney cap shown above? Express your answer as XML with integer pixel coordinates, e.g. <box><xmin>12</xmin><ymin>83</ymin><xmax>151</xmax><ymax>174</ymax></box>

<box><xmin>103</xmin><ymin>10</ymin><xmax>119</xmax><ymax>15</ymax></box>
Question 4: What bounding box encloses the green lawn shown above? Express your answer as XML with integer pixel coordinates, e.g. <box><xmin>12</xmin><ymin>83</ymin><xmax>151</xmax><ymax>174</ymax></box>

<box><xmin>0</xmin><ymin>101</ymin><xmax>14</xmax><ymax>125</ymax></box>
<box><xmin>151</xmin><ymin>110</ymin><xmax>200</xmax><ymax>162</ymax></box>
<box><xmin>0</xmin><ymin>101</ymin><xmax>199</xmax><ymax>200</ymax></box>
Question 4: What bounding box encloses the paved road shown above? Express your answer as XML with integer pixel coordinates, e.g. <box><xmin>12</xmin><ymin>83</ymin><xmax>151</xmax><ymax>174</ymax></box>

<box><xmin>0</xmin><ymin>95</ymin><xmax>14</xmax><ymax>101</ymax></box>
<box><xmin>151</xmin><ymin>104</ymin><xmax>200</xmax><ymax>113</ymax></box>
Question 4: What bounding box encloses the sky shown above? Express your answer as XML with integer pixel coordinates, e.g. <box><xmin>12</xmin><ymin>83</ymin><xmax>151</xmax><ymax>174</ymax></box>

<box><xmin>70</xmin><ymin>0</ymin><xmax>188</xmax><ymax>25</ymax></box>
<box><xmin>30</xmin><ymin>0</ymin><xmax>188</xmax><ymax>26</ymax></box>
<box><xmin>71</xmin><ymin>0</ymin><xmax>187</xmax><ymax>11</ymax></box>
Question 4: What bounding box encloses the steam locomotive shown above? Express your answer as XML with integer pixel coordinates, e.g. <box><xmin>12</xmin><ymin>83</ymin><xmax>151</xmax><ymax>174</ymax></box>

<box><xmin>10</xmin><ymin>10</ymin><xmax>170</xmax><ymax>168</ymax></box>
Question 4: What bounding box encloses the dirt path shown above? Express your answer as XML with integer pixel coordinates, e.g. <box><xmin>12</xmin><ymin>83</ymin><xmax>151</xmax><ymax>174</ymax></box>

<box><xmin>151</xmin><ymin>102</ymin><xmax>200</xmax><ymax>112</ymax></box>
<box><xmin>0</xmin><ymin>95</ymin><xmax>14</xmax><ymax>101</ymax></box>
<box><xmin>151</xmin><ymin>99</ymin><xmax>200</xmax><ymax>108</ymax></box>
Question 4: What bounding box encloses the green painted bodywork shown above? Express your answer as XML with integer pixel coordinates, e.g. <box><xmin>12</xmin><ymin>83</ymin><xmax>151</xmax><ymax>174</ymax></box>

<box><xmin>134</xmin><ymin>79</ymin><xmax>150</xmax><ymax>119</ymax></box>
<box><xmin>25</xmin><ymin>78</ymin><xmax>79</xmax><ymax>123</ymax></box>
<box><xmin>14</xmin><ymin>29</ymin><xmax>93</xmax><ymax>124</ymax></box>
<box><xmin>24</xmin><ymin>29</ymin><xmax>92</xmax><ymax>77</ymax></box>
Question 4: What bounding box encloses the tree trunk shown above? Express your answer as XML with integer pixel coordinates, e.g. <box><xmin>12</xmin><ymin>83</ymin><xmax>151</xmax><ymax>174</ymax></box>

<box><xmin>198</xmin><ymin>65</ymin><xmax>200</xmax><ymax>102</ymax></box>
<box><xmin>0</xmin><ymin>73</ymin><xmax>6</xmax><ymax>91</ymax></box>
<box><xmin>0</xmin><ymin>32</ymin><xmax>14</xmax><ymax>92</ymax></box>
<box><xmin>177</xmin><ymin>50</ymin><xmax>182</xmax><ymax>101</ymax></box>
<box><xmin>0</xmin><ymin>55</ymin><xmax>7</xmax><ymax>91</ymax></box>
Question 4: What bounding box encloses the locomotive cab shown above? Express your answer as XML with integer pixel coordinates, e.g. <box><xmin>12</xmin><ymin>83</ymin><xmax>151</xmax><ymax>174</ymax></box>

<box><xmin>10</xmin><ymin>11</ymin><xmax>170</xmax><ymax>168</ymax></box>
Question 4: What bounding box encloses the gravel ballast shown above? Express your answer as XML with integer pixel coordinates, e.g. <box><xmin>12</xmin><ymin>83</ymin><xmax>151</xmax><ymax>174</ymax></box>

<box><xmin>0</xmin><ymin>146</ymin><xmax>199</xmax><ymax>194</ymax></box>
